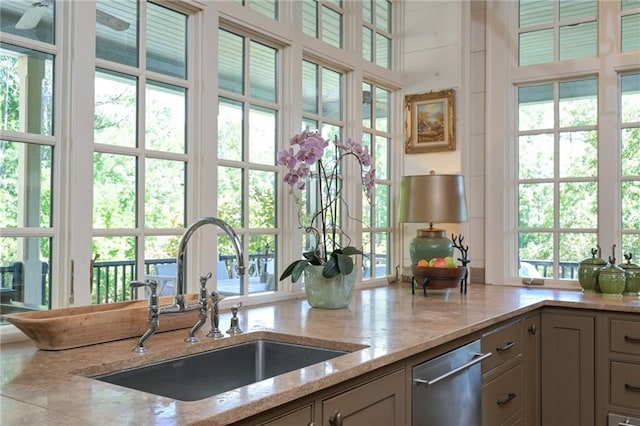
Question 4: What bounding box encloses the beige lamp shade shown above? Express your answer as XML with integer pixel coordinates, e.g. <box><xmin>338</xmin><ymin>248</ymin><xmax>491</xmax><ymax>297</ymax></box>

<box><xmin>398</xmin><ymin>174</ymin><xmax>468</xmax><ymax>224</ymax></box>
<box><xmin>399</xmin><ymin>174</ymin><xmax>468</xmax><ymax>264</ymax></box>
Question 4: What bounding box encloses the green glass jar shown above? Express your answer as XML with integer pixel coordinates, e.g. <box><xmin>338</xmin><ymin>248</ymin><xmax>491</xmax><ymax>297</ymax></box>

<box><xmin>599</xmin><ymin>262</ymin><xmax>626</xmax><ymax>297</ymax></box>
<box><xmin>618</xmin><ymin>254</ymin><xmax>640</xmax><ymax>296</ymax></box>
<box><xmin>577</xmin><ymin>247</ymin><xmax>606</xmax><ymax>293</ymax></box>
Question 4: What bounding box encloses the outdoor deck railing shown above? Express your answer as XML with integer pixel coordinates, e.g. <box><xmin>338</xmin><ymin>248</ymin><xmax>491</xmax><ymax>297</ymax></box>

<box><xmin>0</xmin><ymin>258</ymin><xmax>582</xmax><ymax>305</ymax></box>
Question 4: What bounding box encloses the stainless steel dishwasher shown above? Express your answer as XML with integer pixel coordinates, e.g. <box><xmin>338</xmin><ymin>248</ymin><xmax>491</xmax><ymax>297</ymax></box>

<box><xmin>412</xmin><ymin>339</ymin><xmax>492</xmax><ymax>426</ymax></box>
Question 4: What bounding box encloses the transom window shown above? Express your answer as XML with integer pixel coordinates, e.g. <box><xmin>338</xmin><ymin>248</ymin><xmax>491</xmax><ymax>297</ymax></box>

<box><xmin>362</xmin><ymin>0</ymin><xmax>392</xmax><ymax>69</ymax></box>
<box><xmin>232</xmin><ymin>0</ymin><xmax>278</xmax><ymax>20</ymax></box>
<box><xmin>518</xmin><ymin>0</ymin><xmax>598</xmax><ymax>65</ymax></box>
<box><xmin>303</xmin><ymin>0</ymin><xmax>343</xmax><ymax>49</ymax></box>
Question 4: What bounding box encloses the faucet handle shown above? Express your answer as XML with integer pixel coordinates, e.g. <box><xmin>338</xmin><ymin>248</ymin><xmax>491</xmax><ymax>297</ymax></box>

<box><xmin>198</xmin><ymin>272</ymin><xmax>212</xmax><ymax>302</ymax></box>
<box><xmin>227</xmin><ymin>302</ymin><xmax>243</xmax><ymax>335</ymax></box>
<box><xmin>131</xmin><ymin>280</ymin><xmax>158</xmax><ymax>292</ymax></box>
<box><xmin>131</xmin><ymin>280</ymin><xmax>158</xmax><ymax>303</ymax></box>
<box><xmin>199</xmin><ymin>272</ymin><xmax>212</xmax><ymax>287</ymax></box>
<box><xmin>230</xmin><ymin>302</ymin><xmax>242</xmax><ymax>314</ymax></box>
<box><xmin>207</xmin><ymin>290</ymin><xmax>224</xmax><ymax>338</ymax></box>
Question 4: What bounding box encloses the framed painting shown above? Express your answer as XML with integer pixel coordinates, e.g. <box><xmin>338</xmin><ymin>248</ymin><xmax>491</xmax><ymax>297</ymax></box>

<box><xmin>404</xmin><ymin>89</ymin><xmax>455</xmax><ymax>154</ymax></box>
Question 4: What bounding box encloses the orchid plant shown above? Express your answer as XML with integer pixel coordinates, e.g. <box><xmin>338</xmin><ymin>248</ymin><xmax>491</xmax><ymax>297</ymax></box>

<box><xmin>277</xmin><ymin>130</ymin><xmax>375</xmax><ymax>283</ymax></box>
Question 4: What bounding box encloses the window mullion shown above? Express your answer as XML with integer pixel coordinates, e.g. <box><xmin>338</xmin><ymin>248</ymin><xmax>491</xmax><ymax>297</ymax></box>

<box><xmin>597</xmin><ymin>68</ymin><xmax>622</xmax><ymax>254</ymax></box>
<box><xmin>64</xmin><ymin>0</ymin><xmax>97</xmax><ymax>307</ymax></box>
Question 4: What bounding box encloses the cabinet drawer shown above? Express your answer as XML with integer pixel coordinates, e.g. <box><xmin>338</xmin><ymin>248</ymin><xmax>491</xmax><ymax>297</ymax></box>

<box><xmin>322</xmin><ymin>369</ymin><xmax>405</xmax><ymax>426</ymax></box>
<box><xmin>610</xmin><ymin>318</ymin><xmax>640</xmax><ymax>356</ymax></box>
<box><xmin>482</xmin><ymin>320</ymin><xmax>522</xmax><ymax>374</ymax></box>
<box><xmin>482</xmin><ymin>363</ymin><xmax>523</xmax><ymax>426</ymax></box>
<box><xmin>259</xmin><ymin>405</ymin><xmax>313</xmax><ymax>426</ymax></box>
<box><xmin>610</xmin><ymin>361</ymin><xmax>640</xmax><ymax>411</ymax></box>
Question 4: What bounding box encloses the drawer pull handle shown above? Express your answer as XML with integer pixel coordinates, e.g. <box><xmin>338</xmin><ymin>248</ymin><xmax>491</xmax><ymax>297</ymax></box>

<box><xmin>528</xmin><ymin>324</ymin><xmax>537</xmax><ymax>335</ymax></box>
<box><xmin>329</xmin><ymin>412</ymin><xmax>343</xmax><ymax>426</ymax></box>
<box><xmin>497</xmin><ymin>392</ymin><xmax>516</xmax><ymax>406</ymax></box>
<box><xmin>625</xmin><ymin>383</ymin><xmax>640</xmax><ymax>392</ymax></box>
<box><xmin>624</xmin><ymin>335</ymin><xmax>640</xmax><ymax>344</ymax></box>
<box><xmin>496</xmin><ymin>341</ymin><xmax>515</xmax><ymax>352</ymax></box>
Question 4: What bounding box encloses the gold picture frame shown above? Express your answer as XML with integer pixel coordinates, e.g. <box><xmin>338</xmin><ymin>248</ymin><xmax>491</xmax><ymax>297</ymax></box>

<box><xmin>404</xmin><ymin>89</ymin><xmax>455</xmax><ymax>154</ymax></box>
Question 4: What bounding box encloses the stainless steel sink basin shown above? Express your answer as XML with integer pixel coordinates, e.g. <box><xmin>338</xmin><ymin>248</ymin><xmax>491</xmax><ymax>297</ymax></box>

<box><xmin>93</xmin><ymin>339</ymin><xmax>350</xmax><ymax>401</ymax></box>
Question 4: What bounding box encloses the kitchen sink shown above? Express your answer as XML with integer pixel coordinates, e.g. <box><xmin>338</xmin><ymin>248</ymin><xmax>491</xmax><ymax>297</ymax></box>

<box><xmin>93</xmin><ymin>339</ymin><xmax>350</xmax><ymax>401</ymax></box>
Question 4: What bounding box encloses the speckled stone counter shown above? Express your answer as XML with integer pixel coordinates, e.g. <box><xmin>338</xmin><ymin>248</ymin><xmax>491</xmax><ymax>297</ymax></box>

<box><xmin>1</xmin><ymin>284</ymin><xmax>639</xmax><ymax>425</ymax></box>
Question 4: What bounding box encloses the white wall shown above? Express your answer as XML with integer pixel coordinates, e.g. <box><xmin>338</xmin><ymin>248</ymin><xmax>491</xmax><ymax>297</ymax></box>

<box><xmin>401</xmin><ymin>0</ymin><xmax>486</xmax><ymax>279</ymax></box>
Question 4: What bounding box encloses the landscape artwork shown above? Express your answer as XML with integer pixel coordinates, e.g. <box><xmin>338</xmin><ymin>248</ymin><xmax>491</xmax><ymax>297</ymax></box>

<box><xmin>404</xmin><ymin>89</ymin><xmax>455</xmax><ymax>154</ymax></box>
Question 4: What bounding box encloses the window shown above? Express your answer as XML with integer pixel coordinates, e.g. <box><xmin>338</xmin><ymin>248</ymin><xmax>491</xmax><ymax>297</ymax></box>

<box><xmin>486</xmin><ymin>0</ymin><xmax>640</xmax><ymax>287</ymax></box>
<box><xmin>0</xmin><ymin>0</ymin><xmax>56</xmax><ymax>313</ymax></box>
<box><xmin>362</xmin><ymin>82</ymin><xmax>392</xmax><ymax>279</ymax></box>
<box><xmin>518</xmin><ymin>0</ymin><xmax>597</xmax><ymax>65</ymax></box>
<box><xmin>517</xmin><ymin>79</ymin><xmax>599</xmax><ymax>279</ymax></box>
<box><xmin>621</xmin><ymin>73</ymin><xmax>640</xmax><ymax>252</ymax></box>
<box><xmin>303</xmin><ymin>0</ymin><xmax>343</xmax><ymax>49</ymax></box>
<box><xmin>300</xmin><ymin>59</ymin><xmax>345</xmax><ymax>260</ymax></box>
<box><xmin>621</xmin><ymin>0</ymin><xmax>640</xmax><ymax>52</ymax></box>
<box><xmin>92</xmin><ymin>2</ymin><xmax>189</xmax><ymax>302</ymax></box>
<box><xmin>362</xmin><ymin>0</ymin><xmax>392</xmax><ymax>69</ymax></box>
<box><xmin>232</xmin><ymin>0</ymin><xmax>278</xmax><ymax>20</ymax></box>
<box><xmin>217</xmin><ymin>28</ymin><xmax>280</xmax><ymax>295</ymax></box>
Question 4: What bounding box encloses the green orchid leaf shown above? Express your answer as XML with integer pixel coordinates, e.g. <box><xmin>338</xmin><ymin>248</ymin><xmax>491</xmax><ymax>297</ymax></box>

<box><xmin>341</xmin><ymin>246</ymin><xmax>362</xmax><ymax>256</ymax></box>
<box><xmin>322</xmin><ymin>255</ymin><xmax>340</xmax><ymax>278</ymax></box>
<box><xmin>302</xmin><ymin>250</ymin><xmax>323</xmax><ymax>265</ymax></box>
<box><xmin>291</xmin><ymin>261</ymin><xmax>308</xmax><ymax>283</ymax></box>
<box><xmin>279</xmin><ymin>259</ymin><xmax>308</xmax><ymax>282</ymax></box>
<box><xmin>336</xmin><ymin>252</ymin><xmax>355</xmax><ymax>275</ymax></box>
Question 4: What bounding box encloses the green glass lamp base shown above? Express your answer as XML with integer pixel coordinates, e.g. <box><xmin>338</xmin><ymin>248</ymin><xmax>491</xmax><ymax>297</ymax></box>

<box><xmin>409</xmin><ymin>228</ymin><xmax>454</xmax><ymax>264</ymax></box>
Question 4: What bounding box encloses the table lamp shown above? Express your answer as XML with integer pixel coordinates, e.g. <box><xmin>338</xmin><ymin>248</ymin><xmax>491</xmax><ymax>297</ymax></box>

<box><xmin>398</xmin><ymin>173</ymin><xmax>468</xmax><ymax>265</ymax></box>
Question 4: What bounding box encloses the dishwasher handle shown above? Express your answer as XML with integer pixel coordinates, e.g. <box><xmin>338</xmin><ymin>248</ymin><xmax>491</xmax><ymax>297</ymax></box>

<box><xmin>414</xmin><ymin>351</ymin><xmax>492</xmax><ymax>387</ymax></box>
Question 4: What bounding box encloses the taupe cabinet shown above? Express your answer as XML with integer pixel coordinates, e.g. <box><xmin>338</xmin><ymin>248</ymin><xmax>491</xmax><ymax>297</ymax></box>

<box><xmin>541</xmin><ymin>309</ymin><xmax>595</xmax><ymax>426</ymax></box>
<box><xmin>540</xmin><ymin>309</ymin><xmax>640</xmax><ymax>425</ymax></box>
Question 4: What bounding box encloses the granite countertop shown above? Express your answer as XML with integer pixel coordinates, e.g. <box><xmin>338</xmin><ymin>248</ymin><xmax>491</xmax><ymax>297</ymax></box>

<box><xmin>1</xmin><ymin>283</ymin><xmax>639</xmax><ymax>425</ymax></box>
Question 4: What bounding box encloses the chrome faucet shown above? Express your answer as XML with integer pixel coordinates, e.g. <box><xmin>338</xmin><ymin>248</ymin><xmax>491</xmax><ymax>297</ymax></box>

<box><xmin>131</xmin><ymin>217</ymin><xmax>245</xmax><ymax>352</ymax></box>
<box><xmin>157</xmin><ymin>216</ymin><xmax>245</xmax><ymax>314</ymax></box>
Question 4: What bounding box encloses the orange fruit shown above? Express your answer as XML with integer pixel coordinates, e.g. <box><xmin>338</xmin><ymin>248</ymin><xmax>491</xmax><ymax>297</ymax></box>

<box><xmin>417</xmin><ymin>259</ymin><xmax>428</xmax><ymax>266</ymax></box>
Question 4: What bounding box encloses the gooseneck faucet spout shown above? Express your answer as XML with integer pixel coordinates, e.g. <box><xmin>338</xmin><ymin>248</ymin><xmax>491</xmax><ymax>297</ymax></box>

<box><xmin>176</xmin><ymin>217</ymin><xmax>246</xmax><ymax>302</ymax></box>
